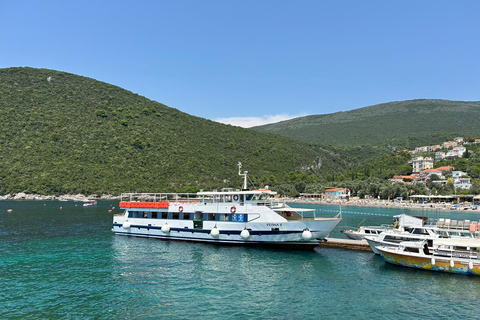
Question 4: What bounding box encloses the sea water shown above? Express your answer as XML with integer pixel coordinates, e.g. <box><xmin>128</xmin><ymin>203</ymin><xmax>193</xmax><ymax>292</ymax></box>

<box><xmin>1</xmin><ymin>201</ymin><xmax>480</xmax><ymax>319</ymax></box>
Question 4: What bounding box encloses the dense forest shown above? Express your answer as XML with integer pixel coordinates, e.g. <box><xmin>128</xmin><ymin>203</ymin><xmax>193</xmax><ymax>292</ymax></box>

<box><xmin>0</xmin><ymin>67</ymin><xmax>347</xmax><ymax>195</ymax></box>
<box><xmin>2</xmin><ymin>67</ymin><xmax>479</xmax><ymax>198</ymax></box>
<box><xmin>253</xmin><ymin>99</ymin><xmax>480</xmax><ymax>150</ymax></box>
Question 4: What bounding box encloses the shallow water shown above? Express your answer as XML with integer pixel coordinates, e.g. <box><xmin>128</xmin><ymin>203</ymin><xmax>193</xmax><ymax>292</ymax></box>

<box><xmin>1</xmin><ymin>201</ymin><xmax>480</xmax><ymax>319</ymax></box>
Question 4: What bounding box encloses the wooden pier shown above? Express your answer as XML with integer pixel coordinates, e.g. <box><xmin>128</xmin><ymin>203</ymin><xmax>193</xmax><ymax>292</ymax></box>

<box><xmin>320</xmin><ymin>237</ymin><xmax>372</xmax><ymax>251</ymax></box>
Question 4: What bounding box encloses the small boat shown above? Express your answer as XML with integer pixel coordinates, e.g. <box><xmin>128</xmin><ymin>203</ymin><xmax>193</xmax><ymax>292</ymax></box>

<box><xmin>377</xmin><ymin>238</ymin><xmax>480</xmax><ymax>276</ymax></box>
<box><xmin>365</xmin><ymin>217</ymin><xmax>480</xmax><ymax>254</ymax></box>
<box><xmin>112</xmin><ymin>163</ymin><xmax>342</xmax><ymax>250</ymax></box>
<box><xmin>341</xmin><ymin>214</ymin><xmax>423</xmax><ymax>241</ymax></box>
<box><xmin>83</xmin><ymin>200</ymin><xmax>97</xmax><ymax>207</ymax></box>
<box><xmin>340</xmin><ymin>225</ymin><xmax>390</xmax><ymax>240</ymax></box>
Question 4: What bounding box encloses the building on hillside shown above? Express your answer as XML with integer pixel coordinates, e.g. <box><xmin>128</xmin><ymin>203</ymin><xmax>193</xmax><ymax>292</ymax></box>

<box><xmin>415</xmin><ymin>146</ymin><xmax>429</xmax><ymax>153</ymax></box>
<box><xmin>446</xmin><ymin>146</ymin><xmax>466</xmax><ymax>159</ymax></box>
<box><xmin>325</xmin><ymin>188</ymin><xmax>348</xmax><ymax>201</ymax></box>
<box><xmin>420</xmin><ymin>168</ymin><xmax>446</xmax><ymax>179</ymax></box>
<box><xmin>411</xmin><ymin>156</ymin><xmax>434</xmax><ymax>173</ymax></box>
<box><xmin>435</xmin><ymin>152</ymin><xmax>446</xmax><ymax>161</ymax></box>
<box><xmin>454</xmin><ymin>137</ymin><xmax>464</xmax><ymax>144</ymax></box>
<box><xmin>454</xmin><ymin>178</ymin><xmax>472</xmax><ymax>190</ymax></box>
<box><xmin>443</xmin><ymin>141</ymin><xmax>457</xmax><ymax>149</ymax></box>
<box><xmin>452</xmin><ymin>171</ymin><xmax>468</xmax><ymax>179</ymax></box>
<box><xmin>436</xmin><ymin>166</ymin><xmax>454</xmax><ymax>172</ymax></box>
<box><xmin>428</xmin><ymin>145</ymin><xmax>442</xmax><ymax>152</ymax></box>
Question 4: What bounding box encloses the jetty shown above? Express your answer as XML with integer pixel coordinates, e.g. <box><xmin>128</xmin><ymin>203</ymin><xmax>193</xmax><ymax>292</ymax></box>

<box><xmin>320</xmin><ymin>238</ymin><xmax>372</xmax><ymax>251</ymax></box>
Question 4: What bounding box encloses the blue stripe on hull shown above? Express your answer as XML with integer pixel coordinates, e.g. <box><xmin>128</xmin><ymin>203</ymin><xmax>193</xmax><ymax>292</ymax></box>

<box><xmin>113</xmin><ymin>229</ymin><xmax>321</xmax><ymax>250</ymax></box>
<box><xmin>112</xmin><ymin>223</ymin><xmax>305</xmax><ymax>235</ymax></box>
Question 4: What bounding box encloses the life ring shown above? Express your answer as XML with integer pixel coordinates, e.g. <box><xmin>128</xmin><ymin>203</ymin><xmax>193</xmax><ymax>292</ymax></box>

<box><xmin>230</xmin><ymin>206</ymin><xmax>236</xmax><ymax>213</ymax></box>
<box><xmin>233</xmin><ymin>195</ymin><xmax>239</xmax><ymax>201</ymax></box>
<box><xmin>179</xmin><ymin>206</ymin><xmax>184</xmax><ymax>212</ymax></box>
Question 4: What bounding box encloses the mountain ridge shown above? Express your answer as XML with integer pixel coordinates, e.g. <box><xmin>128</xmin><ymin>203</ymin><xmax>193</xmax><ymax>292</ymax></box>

<box><xmin>0</xmin><ymin>67</ymin><xmax>344</xmax><ymax>194</ymax></box>
<box><xmin>253</xmin><ymin>99</ymin><xmax>480</xmax><ymax>149</ymax></box>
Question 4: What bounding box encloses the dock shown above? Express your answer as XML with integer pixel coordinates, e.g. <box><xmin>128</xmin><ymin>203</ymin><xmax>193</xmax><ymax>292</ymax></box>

<box><xmin>320</xmin><ymin>237</ymin><xmax>372</xmax><ymax>251</ymax></box>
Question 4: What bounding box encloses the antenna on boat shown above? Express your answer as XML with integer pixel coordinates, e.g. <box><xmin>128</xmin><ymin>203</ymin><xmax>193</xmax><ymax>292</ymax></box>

<box><xmin>238</xmin><ymin>162</ymin><xmax>248</xmax><ymax>190</ymax></box>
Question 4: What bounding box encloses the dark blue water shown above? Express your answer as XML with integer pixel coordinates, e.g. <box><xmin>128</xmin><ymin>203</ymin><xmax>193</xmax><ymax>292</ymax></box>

<box><xmin>1</xmin><ymin>201</ymin><xmax>480</xmax><ymax>319</ymax></box>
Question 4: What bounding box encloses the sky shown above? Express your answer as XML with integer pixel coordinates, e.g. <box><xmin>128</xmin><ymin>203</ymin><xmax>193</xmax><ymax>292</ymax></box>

<box><xmin>1</xmin><ymin>1</ymin><xmax>480</xmax><ymax>127</ymax></box>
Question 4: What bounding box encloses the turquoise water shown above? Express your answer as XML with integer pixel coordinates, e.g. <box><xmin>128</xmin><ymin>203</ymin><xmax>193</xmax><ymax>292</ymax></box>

<box><xmin>2</xmin><ymin>201</ymin><xmax>480</xmax><ymax>319</ymax></box>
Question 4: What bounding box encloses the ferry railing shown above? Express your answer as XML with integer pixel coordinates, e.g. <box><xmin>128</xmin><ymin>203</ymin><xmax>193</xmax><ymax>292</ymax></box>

<box><xmin>120</xmin><ymin>193</ymin><xmax>199</xmax><ymax>202</ymax></box>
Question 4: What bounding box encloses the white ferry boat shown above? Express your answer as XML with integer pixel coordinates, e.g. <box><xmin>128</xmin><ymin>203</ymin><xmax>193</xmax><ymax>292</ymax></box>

<box><xmin>112</xmin><ymin>164</ymin><xmax>341</xmax><ymax>250</ymax></box>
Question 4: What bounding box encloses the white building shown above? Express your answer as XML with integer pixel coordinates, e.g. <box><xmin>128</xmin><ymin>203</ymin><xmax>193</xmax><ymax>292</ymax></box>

<box><xmin>454</xmin><ymin>178</ymin><xmax>472</xmax><ymax>190</ymax></box>
<box><xmin>435</xmin><ymin>152</ymin><xmax>446</xmax><ymax>161</ymax></box>
<box><xmin>412</xmin><ymin>157</ymin><xmax>434</xmax><ymax>173</ymax></box>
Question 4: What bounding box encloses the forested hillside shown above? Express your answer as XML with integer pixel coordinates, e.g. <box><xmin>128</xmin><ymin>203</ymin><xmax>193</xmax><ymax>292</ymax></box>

<box><xmin>0</xmin><ymin>67</ymin><xmax>346</xmax><ymax>195</ymax></box>
<box><xmin>253</xmin><ymin>99</ymin><xmax>480</xmax><ymax>149</ymax></box>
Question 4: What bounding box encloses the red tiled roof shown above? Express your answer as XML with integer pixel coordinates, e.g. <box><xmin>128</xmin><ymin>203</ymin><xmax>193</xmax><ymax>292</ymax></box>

<box><xmin>436</xmin><ymin>166</ymin><xmax>454</xmax><ymax>171</ymax></box>
<box><xmin>325</xmin><ymin>188</ymin><xmax>344</xmax><ymax>192</ymax></box>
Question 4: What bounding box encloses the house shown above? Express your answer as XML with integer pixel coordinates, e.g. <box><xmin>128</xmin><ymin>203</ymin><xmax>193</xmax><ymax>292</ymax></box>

<box><xmin>428</xmin><ymin>145</ymin><xmax>442</xmax><ymax>152</ymax></box>
<box><xmin>325</xmin><ymin>188</ymin><xmax>348</xmax><ymax>201</ymax></box>
<box><xmin>442</xmin><ymin>141</ymin><xmax>457</xmax><ymax>149</ymax></box>
<box><xmin>452</xmin><ymin>171</ymin><xmax>468</xmax><ymax>179</ymax></box>
<box><xmin>415</xmin><ymin>146</ymin><xmax>429</xmax><ymax>153</ymax></box>
<box><xmin>411</xmin><ymin>157</ymin><xmax>434</xmax><ymax>173</ymax></box>
<box><xmin>420</xmin><ymin>168</ymin><xmax>445</xmax><ymax>179</ymax></box>
<box><xmin>446</xmin><ymin>146</ymin><xmax>466</xmax><ymax>159</ymax></box>
<box><xmin>453</xmin><ymin>146</ymin><xmax>466</xmax><ymax>156</ymax></box>
<box><xmin>454</xmin><ymin>137</ymin><xmax>464</xmax><ymax>144</ymax></box>
<box><xmin>454</xmin><ymin>178</ymin><xmax>472</xmax><ymax>190</ymax></box>
<box><xmin>435</xmin><ymin>152</ymin><xmax>446</xmax><ymax>161</ymax></box>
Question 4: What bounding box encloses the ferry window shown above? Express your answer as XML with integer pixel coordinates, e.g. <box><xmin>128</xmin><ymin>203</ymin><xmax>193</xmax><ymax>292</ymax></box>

<box><xmin>207</xmin><ymin>213</ymin><xmax>215</xmax><ymax>221</ymax></box>
<box><xmin>161</xmin><ymin>212</ymin><xmax>168</xmax><ymax>219</ymax></box>
<box><xmin>365</xmin><ymin>230</ymin><xmax>371</xmax><ymax>234</ymax></box>
<box><xmin>128</xmin><ymin>211</ymin><xmax>133</xmax><ymax>218</ymax></box>
<box><xmin>172</xmin><ymin>212</ymin><xmax>180</xmax><ymax>220</ymax></box>
<box><xmin>245</xmin><ymin>194</ymin><xmax>254</xmax><ymax>201</ymax></box>
<box><xmin>225</xmin><ymin>195</ymin><xmax>232</xmax><ymax>202</ymax></box>
<box><xmin>182</xmin><ymin>213</ymin><xmax>191</xmax><ymax>220</ymax></box>
<box><xmin>259</xmin><ymin>194</ymin><xmax>268</xmax><ymax>200</ymax></box>
<box><xmin>133</xmin><ymin>211</ymin><xmax>141</xmax><ymax>218</ymax></box>
<box><xmin>142</xmin><ymin>211</ymin><xmax>148</xmax><ymax>218</ymax></box>
<box><xmin>412</xmin><ymin>228</ymin><xmax>428</xmax><ymax>235</ymax></box>
<box><xmin>151</xmin><ymin>212</ymin><xmax>158</xmax><ymax>219</ymax></box>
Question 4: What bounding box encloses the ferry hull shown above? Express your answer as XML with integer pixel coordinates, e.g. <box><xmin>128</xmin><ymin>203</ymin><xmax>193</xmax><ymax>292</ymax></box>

<box><xmin>113</xmin><ymin>230</ymin><xmax>321</xmax><ymax>250</ymax></box>
<box><xmin>112</xmin><ymin>217</ymin><xmax>340</xmax><ymax>250</ymax></box>
<box><xmin>378</xmin><ymin>248</ymin><xmax>480</xmax><ymax>276</ymax></box>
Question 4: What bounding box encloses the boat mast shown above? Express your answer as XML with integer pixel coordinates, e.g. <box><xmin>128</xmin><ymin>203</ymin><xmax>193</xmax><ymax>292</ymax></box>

<box><xmin>238</xmin><ymin>162</ymin><xmax>248</xmax><ymax>190</ymax></box>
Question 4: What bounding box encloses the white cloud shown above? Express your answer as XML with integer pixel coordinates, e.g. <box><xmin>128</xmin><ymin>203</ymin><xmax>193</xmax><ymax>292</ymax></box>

<box><xmin>215</xmin><ymin>114</ymin><xmax>306</xmax><ymax>128</ymax></box>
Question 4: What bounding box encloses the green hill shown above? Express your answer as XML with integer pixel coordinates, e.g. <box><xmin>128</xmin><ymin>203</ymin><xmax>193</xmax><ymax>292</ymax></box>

<box><xmin>253</xmin><ymin>99</ymin><xmax>480</xmax><ymax>149</ymax></box>
<box><xmin>0</xmin><ymin>67</ymin><xmax>346</xmax><ymax>195</ymax></box>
